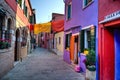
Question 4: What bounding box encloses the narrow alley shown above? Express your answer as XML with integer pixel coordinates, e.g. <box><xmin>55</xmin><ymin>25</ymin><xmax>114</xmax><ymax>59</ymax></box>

<box><xmin>1</xmin><ymin>48</ymin><xmax>85</xmax><ymax>80</ymax></box>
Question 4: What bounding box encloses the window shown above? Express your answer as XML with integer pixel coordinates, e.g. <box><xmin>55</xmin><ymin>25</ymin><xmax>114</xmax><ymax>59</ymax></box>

<box><xmin>0</xmin><ymin>18</ymin><xmax>11</xmax><ymax>49</ymax></box>
<box><xmin>67</xmin><ymin>3</ymin><xmax>72</xmax><ymax>20</ymax></box>
<box><xmin>23</xmin><ymin>1</ymin><xmax>28</xmax><ymax>17</ymax></box>
<box><xmin>65</xmin><ymin>33</ymin><xmax>71</xmax><ymax>49</ymax></box>
<box><xmin>25</xmin><ymin>6</ymin><xmax>28</xmax><ymax>17</ymax></box>
<box><xmin>5</xmin><ymin>19</ymin><xmax>11</xmax><ymax>40</ymax></box>
<box><xmin>59</xmin><ymin>37</ymin><xmax>61</xmax><ymax>44</ymax></box>
<box><xmin>80</xmin><ymin>26</ymin><xmax>96</xmax><ymax>52</ymax></box>
<box><xmin>17</xmin><ymin>0</ymin><xmax>22</xmax><ymax>7</ymax></box>
<box><xmin>29</xmin><ymin>15</ymin><xmax>33</xmax><ymax>23</ymax></box>
<box><xmin>21</xmin><ymin>27</ymin><xmax>28</xmax><ymax>47</ymax></box>
<box><xmin>83</xmin><ymin>0</ymin><xmax>93</xmax><ymax>8</ymax></box>
<box><xmin>0</xmin><ymin>15</ymin><xmax>3</xmax><ymax>39</ymax></box>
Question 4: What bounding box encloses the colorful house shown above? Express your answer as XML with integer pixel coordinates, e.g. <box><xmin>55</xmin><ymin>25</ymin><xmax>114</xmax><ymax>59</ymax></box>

<box><xmin>0</xmin><ymin>0</ymin><xmax>35</xmax><ymax>78</ymax></box>
<box><xmin>51</xmin><ymin>13</ymin><xmax>64</xmax><ymax>55</ymax></box>
<box><xmin>98</xmin><ymin>0</ymin><xmax>120</xmax><ymax>80</ymax></box>
<box><xmin>63</xmin><ymin>0</ymin><xmax>98</xmax><ymax>79</ymax></box>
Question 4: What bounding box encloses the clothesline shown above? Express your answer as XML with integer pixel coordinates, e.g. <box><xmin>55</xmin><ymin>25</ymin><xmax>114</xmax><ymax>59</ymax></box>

<box><xmin>28</xmin><ymin>20</ymin><xmax>64</xmax><ymax>34</ymax></box>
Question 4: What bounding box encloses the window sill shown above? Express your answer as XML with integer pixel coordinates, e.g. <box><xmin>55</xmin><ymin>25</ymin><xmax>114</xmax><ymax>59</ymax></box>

<box><xmin>82</xmin><ymin>1</ymin><xmax>94</xmax><ymax>10</ymax></box>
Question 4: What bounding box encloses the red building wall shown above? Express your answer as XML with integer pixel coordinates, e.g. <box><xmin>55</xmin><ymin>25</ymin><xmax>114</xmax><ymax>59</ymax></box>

<box><xmin>99</xmin><ymin>0</ymin><xmax>120</xmax><ymax>80</ymax></box>
<box><xmin>99</xmin><ymin>0</ymin><xmax>120</xmax><ymax>21</ymax></box>
<box><xmin>52</xmin><ymin>13</ymin><xmax>64</xmax><ymax>21</ymax></box>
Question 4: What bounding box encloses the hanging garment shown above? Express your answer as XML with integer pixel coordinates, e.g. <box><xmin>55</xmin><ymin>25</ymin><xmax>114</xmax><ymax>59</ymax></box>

<box><xmin>51</xmin><ymin>20</ymin><xmax>64</xmax><ymax>32</ymax></box>
<box><xmin>28</xmin><ymin>24</ymin><xmax>34</xmax><ymax>32</ymax></box>
<box><xmin>34</xmin><ymin>22</ymin><xmax>51</xmax><ymax>34</ymax></box>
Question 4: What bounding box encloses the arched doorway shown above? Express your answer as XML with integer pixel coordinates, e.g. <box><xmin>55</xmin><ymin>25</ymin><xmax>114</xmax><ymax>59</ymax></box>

<box><xmin>15</xmin><ymin>29</ymin><xmax>20</xmax><ymax>61</ymax></box>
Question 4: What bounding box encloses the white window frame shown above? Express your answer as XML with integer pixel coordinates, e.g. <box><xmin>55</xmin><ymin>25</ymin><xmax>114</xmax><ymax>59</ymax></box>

<box><xmin>83</xmin><ymin>0</ymin><xmax>94</xmax><ymax>9</ymax></box>
<box><xmin>81</xmin><ymin>25</ymin><xmax>94</xmax><ymax>49</ymax></box>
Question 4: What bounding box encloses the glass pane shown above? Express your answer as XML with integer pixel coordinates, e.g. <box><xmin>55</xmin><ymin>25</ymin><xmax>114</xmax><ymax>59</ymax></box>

<box><xmin>67</xmin><ymin>4</ymin><xmax>71</xmax><ymax>19</ymax></box>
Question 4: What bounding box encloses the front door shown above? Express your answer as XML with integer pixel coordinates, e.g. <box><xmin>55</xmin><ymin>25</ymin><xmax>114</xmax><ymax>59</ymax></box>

<box><xmin>14</xmin><ymin>29</ymin><xmax>20</xmax><ymax>61</ymax></box>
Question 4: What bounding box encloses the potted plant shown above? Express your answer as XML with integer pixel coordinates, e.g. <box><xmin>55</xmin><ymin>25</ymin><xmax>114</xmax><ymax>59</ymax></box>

<box><xmin>86</xmin><ymin>49</ymin><xmax>96</xmax><ymax>71</ymax></box>
<box><xmin>85</xmin><ymin>49</ymin><xmax>96</xmax><ymax>80</ymax></box>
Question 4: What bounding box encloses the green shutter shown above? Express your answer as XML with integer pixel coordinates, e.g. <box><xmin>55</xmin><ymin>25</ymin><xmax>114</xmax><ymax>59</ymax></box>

<box><xmin>90</xmin><ymin>26</ymin><xmax>96</xmax><ymax>51</ymax></box>
<box><xmin>80</xmin><ymin>30</ymin><xmax>84</xmax><ymax>52</ymax></box>
<box><xmin>25</xmin><ymin>6</ymin><xmax>27</xmax><ymax>17</ymax></box>
<box><xmin>18</xmin><ymin>0</ymin><xmax>22</xmax><ymax>7</ymax></box>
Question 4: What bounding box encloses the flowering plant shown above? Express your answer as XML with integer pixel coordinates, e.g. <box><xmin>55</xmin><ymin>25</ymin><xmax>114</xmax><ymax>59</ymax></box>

<box><xmin>0</xmin><ymin>39</ymin><xmax>11</xmax><ymax>49</ymax></box>
<box><xmin>86</xmin><ymin>49</ymin><xmax>96</xmax><ymax>71</ymax></box>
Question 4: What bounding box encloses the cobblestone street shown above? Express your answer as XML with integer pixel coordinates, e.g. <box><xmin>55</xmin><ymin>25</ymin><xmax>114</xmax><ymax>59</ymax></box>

<box><xmin>1</xmin><ymin>48</ymin><xmax>85</xmax><ymax>80</ymax></box>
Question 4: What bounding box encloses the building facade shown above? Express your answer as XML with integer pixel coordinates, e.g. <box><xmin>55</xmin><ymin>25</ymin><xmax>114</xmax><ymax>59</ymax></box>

<box><xmin>98</xmin><ymin>0</ymin><xmax>120</xmax><ymax>80</ymax></box>
<box><xmin>0</xmin><ymin>0</ymin><xmax>16</xmax><ymax>78</ymax></box>
<box><xmin>63</xmin><ymin>0</ymin><xmax>98</xmax><ymax>79</ymax></box>
<box><xmin>51</xmin><ymin>13</ymin><xmax>64</xmax><ymax>55</ymax></box>
<box><xmin>0</xmin><ymin>0</ymin><xmax>35</xmax><ymax>78</ymax></box>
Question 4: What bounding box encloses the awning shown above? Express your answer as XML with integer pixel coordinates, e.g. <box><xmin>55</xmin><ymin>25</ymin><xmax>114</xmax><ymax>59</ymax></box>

<box><xmin>0</xmin><ymin>6</ymin><xmax>6</xmax><ymax>16</ymax></box>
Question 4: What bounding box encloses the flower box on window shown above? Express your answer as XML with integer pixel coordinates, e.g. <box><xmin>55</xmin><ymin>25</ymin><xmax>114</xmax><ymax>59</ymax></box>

<box><xmin>0</xmin><ymin>39</ymin><xmax>11</xmax><ymax>49</ymax></box>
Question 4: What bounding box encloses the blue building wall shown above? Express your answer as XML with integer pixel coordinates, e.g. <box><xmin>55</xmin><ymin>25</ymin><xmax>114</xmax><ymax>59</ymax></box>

<box><xmin>64</xmin><ymin>0</ymin><xmax>98</xmax><ymax>79</ymax></box>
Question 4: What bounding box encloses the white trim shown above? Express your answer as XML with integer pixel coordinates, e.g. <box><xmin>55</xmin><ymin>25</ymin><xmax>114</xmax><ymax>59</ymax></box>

<box><xmin>65</xmin><ymin>30</ymin><xmax>72</xmax><ymax>34</ymax></box>
<box><xmin>22</xmin><ymin>0</ymin><xmax>24</xmax><ymax>9</ymax></box>
<box><xmin>83</xmin><ymin>0</ymin><xmax>94</xmax><ymax>9</ymax></box>
<box><xmin>72</xmin><ymin>33</ymin><xmax>79</xmax><ymax>36</ymax></box>
<box><xmin>99</xmin><ymin>15</ymin><xmax>120</xmax><ymax>24</ymax></box>
<box><xmin>81</xmin><ymin>25</ymin><xmax>94</xmax><ymax>30</ymax></box>
<box><xmin>99</xmin><ymin>10</ymin><xmax>120</xmax><ymax>24</ymax></box>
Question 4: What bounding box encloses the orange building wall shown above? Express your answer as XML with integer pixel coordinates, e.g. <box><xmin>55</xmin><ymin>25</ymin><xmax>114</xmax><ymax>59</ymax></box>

<box><xmin>5</xmin><ymin>0</ymin><xmax>33</xmax><ymax>26</ymax></box>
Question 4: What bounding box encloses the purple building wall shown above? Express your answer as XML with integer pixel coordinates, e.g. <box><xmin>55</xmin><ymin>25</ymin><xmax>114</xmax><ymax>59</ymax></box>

<box><xmin>63</xmin><ymin>0</ymin><xmax>98</xmax><ymax>80</ymax></box>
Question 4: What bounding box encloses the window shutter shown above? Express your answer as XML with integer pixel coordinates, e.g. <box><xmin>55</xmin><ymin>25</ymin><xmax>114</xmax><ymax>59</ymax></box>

<box><xmin>90</xmin><ymin>26</ymin><xmax>96</xmax><ymax>51</ymax></box>
<box><xmin>25</xmin><ymin>6</ymin><xmax>27</xmax><ymax>17</ymax></box>
<box><xmin>80</xmin><ymin>30</ymin><xmax>84</xmax><ymax>52</ymax></box>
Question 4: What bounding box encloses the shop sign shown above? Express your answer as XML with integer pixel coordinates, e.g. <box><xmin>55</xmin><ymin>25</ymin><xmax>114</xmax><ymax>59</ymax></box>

<box><xmin>105</xmin><ymin>10</ymin><xmax>120</xmax><ymax>20</ymax></box>
<box><xmin>100</xmin><ymin>10</ymin><xmax>120</xmax><ymax>23</ymax></box>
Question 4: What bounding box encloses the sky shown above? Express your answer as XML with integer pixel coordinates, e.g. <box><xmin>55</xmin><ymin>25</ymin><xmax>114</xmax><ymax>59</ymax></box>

<box><xmin>30</xmin><ymin>0</ymin><xmax>64</xmax><ymax>24</ymax></box>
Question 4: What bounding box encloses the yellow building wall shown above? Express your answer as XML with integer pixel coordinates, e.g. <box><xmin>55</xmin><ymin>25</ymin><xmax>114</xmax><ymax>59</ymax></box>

<box><xmin>16</xmin><ymin>15</ymin><xmax>26</xmax><ymax>28</ymax></box>
<box><xmin>15</xmin><ymin>15</ymin><xmax>29</xmax><ymax>59</ymax></box>
<box><xmin>54</xmin><ymin>31</ymin><xmax>64</xmax><ymax>53</ymax></box>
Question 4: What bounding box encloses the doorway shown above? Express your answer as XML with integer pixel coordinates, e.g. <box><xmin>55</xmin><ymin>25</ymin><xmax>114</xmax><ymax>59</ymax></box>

<box><xmin>74</xmin><ymin>35</ymin><xmax>79</xmax><ymax>64</ymax></box>
<box><xmin>14</xmin><ymin>29</ymin><xmax>20</xmax><ymax>61</ymax></box>
<box><xmin>102</xmin><ymin>28</ymin><xmax>115</xmax><ymax>80</ymax></box>
<box><xmin>114</xmin><ymin>29</ymin><xmax>120</xmax><ymax>80</ymax></box>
